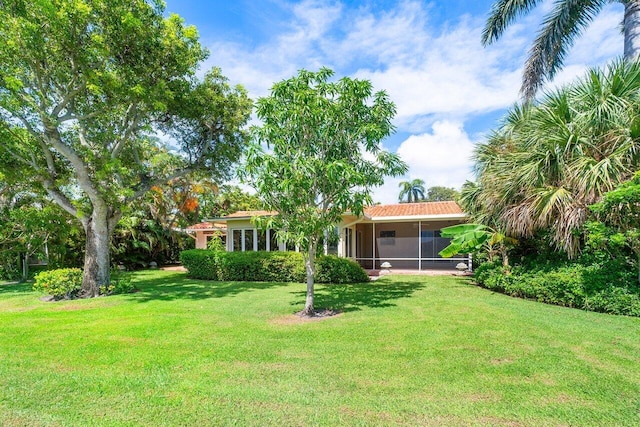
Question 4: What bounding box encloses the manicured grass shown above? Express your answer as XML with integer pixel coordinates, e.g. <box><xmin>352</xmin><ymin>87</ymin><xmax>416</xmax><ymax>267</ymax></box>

<box><xmin>1</xmin><ymin>271</ymin><xmax>639</xmax><ymax>426</ymax></box>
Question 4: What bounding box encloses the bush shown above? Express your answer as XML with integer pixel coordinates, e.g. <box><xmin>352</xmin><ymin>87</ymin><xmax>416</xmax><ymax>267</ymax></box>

<box><xmin>33</xmin><ymin>268</ymin><xmax>82</xmax><ymax>299</ymax></box>
<box><xmin>99</xmin><ymin>269</ymin><xmax>135</xmax><ymax>295</ymax></box>
<box><xmin>315</xmin><ymin>255</ymin><xmax>370</xmax><ymax>284</ymax></box>
<box><xmin>474</xmin><ymin>260</ymin><xmax>640</xmax><ymax>316</ymax></box>
<box><xmin>180</xmin><ymin>250</ymin><xmax>368</xmax><ymax>283</ymax></box>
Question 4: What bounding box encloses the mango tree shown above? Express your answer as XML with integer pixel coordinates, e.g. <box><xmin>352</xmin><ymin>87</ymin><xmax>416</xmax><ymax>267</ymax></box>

<box><xmin>244</xmin><ymin>68</ymin><xmax>407</xmax><ymax>316</ymax></box>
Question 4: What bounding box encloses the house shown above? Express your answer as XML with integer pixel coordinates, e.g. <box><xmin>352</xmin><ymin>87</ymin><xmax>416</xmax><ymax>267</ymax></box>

<box><xmin>184</xmin><ymin>221</ymin><xmax>227</xmax><ymax>249</ymax></box>
<box><xmin>186</xmin><ymin>201</ymin><xmax>469</xmax><ymax>270</ymax></box>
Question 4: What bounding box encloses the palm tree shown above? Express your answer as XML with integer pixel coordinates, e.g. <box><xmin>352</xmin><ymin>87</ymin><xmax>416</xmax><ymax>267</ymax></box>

<box><xmin>465</xmin><ymin>60</ymin><xmax>640</xmax><ymax>256</ymax></box>
<box><xmin>398</xmin><ymin>179</ymin><xmax>426</xmax><ymax>203</ymax></box>
<box><xmin>482</xmin><ymin>0</ymin><xmax>640</xmax><ymax>99</ymax></box>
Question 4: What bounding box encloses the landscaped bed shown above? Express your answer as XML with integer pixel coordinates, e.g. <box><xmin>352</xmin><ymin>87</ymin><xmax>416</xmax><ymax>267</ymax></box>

<box><xmin>1</xmin><ymin>270</ymin><xmax>639</xmax><ymax>426</ymax></box>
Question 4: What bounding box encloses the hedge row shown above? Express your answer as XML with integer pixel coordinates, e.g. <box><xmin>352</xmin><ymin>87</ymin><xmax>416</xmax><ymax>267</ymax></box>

<box><xmin>474</xmin><ymin>261</ymin><xmax>640</xmax><ymax>317</ymax></box>
<box><xmin>180</xmin><ymin>250</ymin><xmax>369</xmax><ymax>284</ymax></box>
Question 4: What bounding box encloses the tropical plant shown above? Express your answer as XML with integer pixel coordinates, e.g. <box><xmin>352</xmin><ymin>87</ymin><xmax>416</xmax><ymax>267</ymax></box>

<box><xmin>439</xmin><ymin>223</ymin><xmax>516</xmax><ymax>266</ymax></box>
<box><xmin>244</xmin><ymin>68</ymin><xmax>407</xmax><ymax>316</ymax></box>
<box><xmin>465</xmin><ymin>60</ymin><xmax>640</xmax><ymax>257</ymax></box>
<box><xmin>589</xmin><ymin>171</ymin><xmax>640</xmax><ymax>283</ymax></box>
<box><xmin>398</xmin><ymin>179</ymin><xmax>426</xmax><ymax>203</ymax></box>
<box><xmin>482</xmin><ymin>0</ymin><xmax>640</xmax><ymax>99</ymax></box>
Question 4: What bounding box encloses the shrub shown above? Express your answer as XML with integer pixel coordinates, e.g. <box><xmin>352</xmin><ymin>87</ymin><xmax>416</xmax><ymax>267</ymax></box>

<box><xmin>474</xmin><ymin>260</ymin><xmax>640</xmax><ymax>316</ymax></box>
<box><xmin>180</xmin><ymin>250</ymin><xmax>368</xmax><ymax>283</ymax></box>
<box><xmin>315</xmin><ymin>255</ymin><xmax>369</xmax><ymax>284</ymax></box>
<box><xmin>100</xmin><ymin>269</ymin><xmax>135</xmax><ymax>295</ymax></box>
<box><xmin>33</xmin><ymin>268</ymin><xmax>82</xmax><ymax>299</ymax></box>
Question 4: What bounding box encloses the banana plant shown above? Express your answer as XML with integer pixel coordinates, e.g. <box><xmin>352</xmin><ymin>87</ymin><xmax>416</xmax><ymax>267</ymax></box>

<box><xmin>439</xmin><ymin>224</ymin><xmax>516</xmax><ymax>266</ymax></box>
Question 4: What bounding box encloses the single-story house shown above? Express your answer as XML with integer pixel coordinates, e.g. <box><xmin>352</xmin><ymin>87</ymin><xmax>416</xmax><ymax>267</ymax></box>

<box><xmin>184</xmin><ymin>221</ymin><xmax>227</xmax><ymax>249</ymax></box>
<box><xmin>186</xmin><ymin>201</ymin><xmax>470</xmax><ymax>271</ymax></box>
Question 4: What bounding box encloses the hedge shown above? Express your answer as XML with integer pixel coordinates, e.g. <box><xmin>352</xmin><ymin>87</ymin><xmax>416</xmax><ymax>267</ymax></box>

<box><xmin>180</xmin><ymin>250</ymin><xmax>369</xmax><ymax>284</ymax></box>
<box><xmin>474</xmin><ymin>261</ymin><xmax>640</xmax><ymax>317</ymax></box>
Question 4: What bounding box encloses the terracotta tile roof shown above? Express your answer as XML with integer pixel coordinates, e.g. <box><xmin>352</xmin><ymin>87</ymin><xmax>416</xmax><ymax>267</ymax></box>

<box><xmin>185</xmin><ymin>222</ymin><xmax>227</xmax><ymax>231</ymax></box>
<box><xmin>224</xmin><ymin>210</ymin><xmax>277</xmax><ymax>218</ymax></box>
<box><xmin>363</xmin><ymin>201</ymin><xmax>464</xmax><ymax>218</ymax></box>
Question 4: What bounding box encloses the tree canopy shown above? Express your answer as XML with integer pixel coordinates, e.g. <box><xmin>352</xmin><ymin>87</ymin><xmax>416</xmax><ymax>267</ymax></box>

<box><xmin>244</xmin><ymin>68</ymin><xmax>407</xmax><ymax>315</ymax></box>
<box><xmin>0</xmin><ymin>0</ymin><xmax>252</xmax><ymax>295</ymax></box>
<box><xmin>464</xmin><ymin>60</ymin><xmax>640</xmax><ymax>257</ymax></box>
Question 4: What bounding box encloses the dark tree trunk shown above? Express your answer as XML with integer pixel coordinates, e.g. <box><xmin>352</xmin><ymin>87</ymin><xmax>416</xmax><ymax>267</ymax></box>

<box><xmin>80</xmin><ymin>206</ymin><xmax>119</xmax><ymax>297</ymax></box>
<box><xmin>301</xmin><ymin>243</ymin><xmax>316</xmax><ymax>316</ymax></box>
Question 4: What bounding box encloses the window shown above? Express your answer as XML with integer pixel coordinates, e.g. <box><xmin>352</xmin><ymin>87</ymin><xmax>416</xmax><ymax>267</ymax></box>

<box><xmin>232</xmin><ymin>230</ymin><xmax>242</xmax><ymax>252</ymax></box>
<box><xmin>345</xmin><ymin>228</ymin><xmax>353</xmax><ymax>257</ymax></box>
<box><xmin>380</xmin><ymin>230</ymin><xmax>396</xmax><ymax>245</ymax></box>
<box><xmin>257</xmin><ymin>230</ymin><xmax>267</xmax><ymax>251</ymax></box>
<box><xmin>244</xmin><ymin>229</ymin><xmax>254</xmax><ymax>251</ymax></box>
<box><xmin>269</xmin><ymin>229</ymin><xmax>279</xmax><ymax>251</ymax></box>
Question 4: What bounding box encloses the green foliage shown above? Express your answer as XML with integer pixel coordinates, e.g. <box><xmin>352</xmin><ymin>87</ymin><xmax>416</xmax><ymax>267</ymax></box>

<box><xmin>315</xmin><ymin>256</ymin><xmax>370</xmax><ymax>284</ymax></box>
<box><xmin>439</xmin><ymin>223</ymin><xmax>515</xmax><ymax>263</ymax></box>
<box><xmin>99</xmin><ymin>269</ymin><xmax>135</xmax><ymax>295</ymax></box>
<box><xmin>33</xmin><ymin>268</ymin><xmax>83</xmax><ymax>299</ymax></box>
<box><xmin>398</xmin><ymin>179</ymin><xmax>426</xmax><ymax>203</ymax></box>
<box><xmin>0</xmin><ymin>0</ymin><xmax>251</xmax><ymax>295</ymax></box>
<box><xmin>482</xmin><ymin>0</ymin><xmax>625</xmax><ymax>99</ymax></box>
<box><xmin>424</xmin><ymin>186</ymin><xmax>459</xmax><ymax>202</ymax></box>
<box><xmin>474</xmin><ymin>259</ymin><xmax>640</xmax><ymax>316</ymax></box>
<box><xmin>206</xmin><ymin>232</ymin><xmax>226</xmax><ymax>252</ymax></box>
<box><xmin>466</xmin><ymin>60</ymin><xmax>640</xmax><ymax>257</ymax></box>
<box><xmin>180</xmin><ymin>250</ymin><xmax>368</xmax><ymax>284</ymax></box>
<box><xmin>243</xmin><ymin>67</ymin><xmax>404</xmax><ymax>312</ymax></box>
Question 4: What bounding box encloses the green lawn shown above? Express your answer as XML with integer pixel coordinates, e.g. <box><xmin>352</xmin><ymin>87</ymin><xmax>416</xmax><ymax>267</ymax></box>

<box><xmin>1</xmin><ymin>271</ymin><xmax>639</xmax><ymax>426</ymax></box>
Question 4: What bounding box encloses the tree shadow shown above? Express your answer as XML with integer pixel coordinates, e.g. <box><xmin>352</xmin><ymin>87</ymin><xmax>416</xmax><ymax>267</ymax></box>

<box><xmin>0</xmin><ymin>281</ymin><xmax>32</xmax><ymax>295</ymax></box>
<box><xmin>129</xmin><ymin>272</ymin><xmax>291</xmax><ymax>302</ymax></box>
<box><xmin>290</xmin><ymin>278</ymin><xmax>426</xmax><ymax>313</ymax></box>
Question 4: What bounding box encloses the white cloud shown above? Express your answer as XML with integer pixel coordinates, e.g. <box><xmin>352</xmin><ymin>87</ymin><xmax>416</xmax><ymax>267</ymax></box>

<box><xmin>198</xmin><ymin>0</ymin><xmax>624</xmax><ymax>206</ymax></box>
<box><xmin>371</xmin><ymin>121</ymin><xmax>475</xmax><ymax>204</ymax></box>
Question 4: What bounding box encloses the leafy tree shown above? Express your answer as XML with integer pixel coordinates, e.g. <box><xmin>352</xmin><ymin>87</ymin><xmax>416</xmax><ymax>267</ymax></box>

<box><xmin>197</xmin><ymin>184</ymin><xmax>263</xmax><ymax>219</ymax></box>
<box><xmin>398</xmin><ymin>179</ymin><xmax>426</xmax><ymax>203</ymax></box>
<box><xmin>466</xmin><ymin>60</ymin><xmax>640</xmax><ymax>257</ymax></box>
<box><xmin>244</xmin><ymin>68</ymin><xmax>407</xmax><ymax>316</ymax></box>
<box><xmin>0</xmin><ymin>1</ymin><xmax>252</xmax><ymax>296</ymax></box>
<box><xmin>482</xmin><ymin>0</ymin><xmax>640</xmax><ymax>99</ymax></box>
<box><xmin>425</xmin><ymin>186</ymin><xmax>459</xmax><ymax>202</ymax></box>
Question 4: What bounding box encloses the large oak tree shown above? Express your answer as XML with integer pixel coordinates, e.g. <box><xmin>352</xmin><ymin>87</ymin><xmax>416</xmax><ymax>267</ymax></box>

<box><xmin>0</xmin><ymin>0</ymin><xmax>252</xmax><ymax>296</ymax></box>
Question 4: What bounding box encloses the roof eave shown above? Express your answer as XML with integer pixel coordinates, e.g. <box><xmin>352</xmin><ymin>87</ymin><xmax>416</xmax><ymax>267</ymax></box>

<box><xmin>367</xmin><ymin>213</ymin><xmax>468</xmax><ymax>222</ymax></box>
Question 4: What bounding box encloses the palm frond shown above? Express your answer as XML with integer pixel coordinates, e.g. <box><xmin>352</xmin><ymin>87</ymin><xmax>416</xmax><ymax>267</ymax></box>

<box><xmin>521</xmin><ymin>0</ymin><xmax>607</xmax><ymax>99</ymax></box>
<box><xmin>482</xmin><ymin>0</ymin><xmax>543</xmax><ymax>45</ymax></box>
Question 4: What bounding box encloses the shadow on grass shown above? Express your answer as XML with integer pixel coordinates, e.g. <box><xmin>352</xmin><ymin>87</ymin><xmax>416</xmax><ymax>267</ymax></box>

<box><xmin>129</xmin><ymin>271</ymin><xmax>291</xmax><ymax>302</ymax></box>
<box><xmin>290</xmin><ymin>278</ymin><xmax>426</xmax><ymax>313</ymax></box>
<box><xmin>0</xmin><ymin>281</ymin><xmax>32</xmax><ymax>295</ymax></box>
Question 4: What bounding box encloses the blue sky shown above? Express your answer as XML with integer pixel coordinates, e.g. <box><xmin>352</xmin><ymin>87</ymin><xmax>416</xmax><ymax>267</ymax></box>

<box><xmin>164</xmin><ymin>0</ymin><xmax>623</xmax><ymax>204</ymax></box>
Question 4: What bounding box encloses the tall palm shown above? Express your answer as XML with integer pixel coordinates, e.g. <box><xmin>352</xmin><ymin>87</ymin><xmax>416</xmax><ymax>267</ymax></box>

<box><xmin>482</xmin><ymin>0</ymin><xmax>640</xmax><ymax>99</ymax></box>
<box><xmin>465</xmin><ymin>60</ymin><xmax>640</xmax><ymax>256</ymax></box>
<box><xmin>398</xmin><ymin>179</ymin><xmax>426</xmax><ymax>203</ymax></box>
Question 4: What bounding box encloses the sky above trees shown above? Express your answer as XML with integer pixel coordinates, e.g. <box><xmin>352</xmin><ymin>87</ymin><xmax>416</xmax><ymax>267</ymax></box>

<box><xmin>164</xmin><ymin>0</ymin><xmax>624</xmax><ymax>203</ymax></box>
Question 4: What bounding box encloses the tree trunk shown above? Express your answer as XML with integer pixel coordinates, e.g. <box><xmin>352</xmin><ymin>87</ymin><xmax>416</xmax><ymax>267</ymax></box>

<box><xmin>624</xmin><ymin>1</ymin><xmax>640</xmax><ymax>60</ymax></box>
<box><xmin>301</xmin><ymin>243</ymin><xmax>316</xmax><ymax>316</ymax></box>
<box><xmin>80</xmin><ymin>206</ymin><xmax>119</xmax><ymax>297</ymax></box>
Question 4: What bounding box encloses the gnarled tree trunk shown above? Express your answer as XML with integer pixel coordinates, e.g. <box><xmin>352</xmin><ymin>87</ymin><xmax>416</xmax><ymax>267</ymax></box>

<box><xmin>80</xmin><ymin>205</ymin><xmax>120</xmax><ymax>297</ymax></box>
